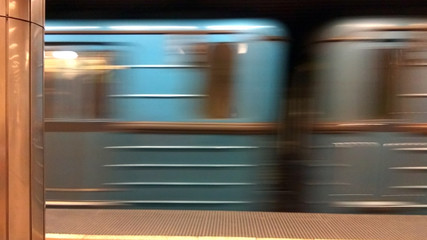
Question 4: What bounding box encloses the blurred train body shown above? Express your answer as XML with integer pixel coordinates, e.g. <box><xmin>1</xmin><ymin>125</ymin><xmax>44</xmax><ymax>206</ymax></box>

<box><xmin>297</xmin><ymin>18</ymin><xmax>427</xmax><ymax>214</ymax></box>
<box><xmin>45</xmin><ymin>17</ymin><xmax>427</xmax><ymax>214</ymax></box>
<box><xmin>44</xmin><ymin>19</ymin><xmax>288</xmax><ymax>210</ymax></box>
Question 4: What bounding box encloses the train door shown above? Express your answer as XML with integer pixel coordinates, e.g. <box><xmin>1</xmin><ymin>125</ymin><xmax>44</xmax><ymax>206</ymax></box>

<box><xmin>44</xmin><ymin>40</ymin><xmax>122</xmax><ymax>206</ymax></box>
<box><xmin>380</xmin><ymin>43</ymin><xmax>427</xmax><ymax>214</ymax></box>
<box><xmin>303</xmin><ymin>42</ymin><xmax>385</xmax><ymax>213</ymax></box>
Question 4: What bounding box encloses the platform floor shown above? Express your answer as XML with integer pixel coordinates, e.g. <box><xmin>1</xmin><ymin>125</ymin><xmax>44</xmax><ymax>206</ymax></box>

<box><xmin>46</xmin><ymin>209</ymin><xmax>427</xmax><ymax>240</ymax></box>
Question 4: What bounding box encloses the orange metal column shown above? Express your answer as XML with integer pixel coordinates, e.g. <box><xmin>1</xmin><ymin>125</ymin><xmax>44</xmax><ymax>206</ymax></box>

<box><xmin>0</xmin><ymin>0</ymin><xmax>45</xmax><ymax>240</ymax></box>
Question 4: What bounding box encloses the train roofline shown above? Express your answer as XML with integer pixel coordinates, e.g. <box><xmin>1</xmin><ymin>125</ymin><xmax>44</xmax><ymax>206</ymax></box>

<box><xmin>45</xmin><ymin>19</ymin><xmax>289</xmax><ymax>38</ymax></box>
<box><xmin>311</xmin><ymin>17</ymin><xmax>427</xmax><ymax>43</ymax></box>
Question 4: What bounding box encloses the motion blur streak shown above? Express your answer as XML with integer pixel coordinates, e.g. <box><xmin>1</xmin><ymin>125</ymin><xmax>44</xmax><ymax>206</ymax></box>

<box><xmin>44</xmin><ymin>19</ymin><xmax>288</xmax><ymax>211</ymax></box>
<box><xmin>289</xmin><ymin>18</ymin><xmax>427</xmax><ymax>214</ymax></box>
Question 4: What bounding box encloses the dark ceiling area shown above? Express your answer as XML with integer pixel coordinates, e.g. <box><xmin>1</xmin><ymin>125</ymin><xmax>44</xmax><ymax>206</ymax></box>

<box><xmin>45</xmin><ymin>0</ymin><xmax>427</xmax><ymax>67</ymax></box>
<box><xmin>46</xmin><ymin>1</ymin><xmax>427</xmax><ymax>42</ymax></box>
<box><xmin>46</xmin><ymin>1</ymin><xmax>427</xmax><ymax>23</ymax></box>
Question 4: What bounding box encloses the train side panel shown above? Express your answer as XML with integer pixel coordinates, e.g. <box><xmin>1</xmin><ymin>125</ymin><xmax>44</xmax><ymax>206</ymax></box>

<box><xmin>44</xmin><ymin>19</ymin><xmax>288</xmax><ymax>210</ymax></box>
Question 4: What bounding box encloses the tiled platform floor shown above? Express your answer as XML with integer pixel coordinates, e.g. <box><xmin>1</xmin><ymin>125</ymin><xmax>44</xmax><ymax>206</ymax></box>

<box><xmin>46</xmin><ymin>209</ymin><xmax>427</xmax><ymax>240</ymax></box>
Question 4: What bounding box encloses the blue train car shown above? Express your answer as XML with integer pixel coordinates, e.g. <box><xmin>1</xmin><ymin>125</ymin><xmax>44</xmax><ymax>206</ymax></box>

<box><xmin>298</xmin><ymin>18</ymin><xmax>427</xmax><ymax>214</ymax></box>
<box><xmin>44</xmin><ymin>19</ymin><xmax>289</xmax><ymax>210</ymax></box>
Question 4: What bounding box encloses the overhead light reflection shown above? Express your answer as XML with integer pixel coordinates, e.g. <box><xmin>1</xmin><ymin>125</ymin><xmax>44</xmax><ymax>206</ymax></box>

<box><xmin>52</xmin><ymin>51</ymin><xmax>78</xmax><ymax>60</ymax></box>
<box><xmin>9</xmin><ymin>43</ymin><xmax>18</xmax><ymax>49</ymax></box>
<box><xmin>108</xmin><ymin>26</ymin><xmax>198</xmax><ymax>30</ymax></box>
<box><xmin>205</xmin><ymin>25</ymin><xmax>274</xmax><ymax>31</ymax></box>
<box><xmin>238</xmin><ymin>43</ymin><xmax>248</xmax><ymax>54</ymax></box>
<box><xmin>45</xmin><ymin>26</ymin><xmax>101</xmax><ymax>30</ymax></box>
<box><xmin>9</xmin><ymin>1</ymin><xmax>16</xmax><ymax>10</ymax></box>
<box><xmin>340</xmin><ymin>23</ymin><xmax>396</xmax><ymax>28</ymax></box>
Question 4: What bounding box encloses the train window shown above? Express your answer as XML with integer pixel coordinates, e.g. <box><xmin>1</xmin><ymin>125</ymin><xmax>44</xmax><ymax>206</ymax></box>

<box><xmin>375</xmin><ymin>49</ymin><xmax>401</xmax><ymax>118</ymax></box>
<box><xmin>205</xmin><ymin>43</ymin><xmax>235</xmax><ymax>118</ymax></box>
<box><xmin>166</xmin><ymin>35</ymin><xmax>208</xmax><ymax>64</ymax></box>
<box><xmin>45</xmin><ymin>50</ymin><xmax>114</xmax><ymax>120</ymax></box>
<box><xmin>374</xmin><ymin>47</ymin><xmax>427</xmax><ymax>120</ymax></box>
<box><xmin>314</xmin><ymin>47</ymin><xmax>404</xmax><ymax>122</ymax></box>
<box><xmin>393</xmin><ymin>47</ymin><xmax>427</xmax><ymax>121</ymax></box>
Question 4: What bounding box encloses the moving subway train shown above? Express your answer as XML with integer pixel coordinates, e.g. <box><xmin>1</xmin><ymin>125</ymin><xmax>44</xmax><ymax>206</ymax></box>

<box><xmin>293</xmin><ymin>18</ymin><xmax>427</xmax><ymax>214</ymax></box>
<box><xmin>44</xmin><ymin>19</ymin><xmax>288</xmax><ymax>210</ymax></box>
<box><xmin>45</xmin><ymin>17</ymin><xmax>427</xmax><ymax>214</ymax></box>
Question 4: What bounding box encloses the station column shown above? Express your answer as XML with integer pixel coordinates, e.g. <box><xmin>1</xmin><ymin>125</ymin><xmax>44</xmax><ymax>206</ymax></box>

<box><xmin>0</xmin><ymin>0</ymin><xmax>45</xmax><ymax>240</ymax></box>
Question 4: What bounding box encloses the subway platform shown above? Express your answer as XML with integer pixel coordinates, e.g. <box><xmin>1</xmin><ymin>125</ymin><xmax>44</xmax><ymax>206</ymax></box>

<box><xmin>46</xmin><ymin>209</ymin><xmax>427</xmax><ymax>240</ymax></box>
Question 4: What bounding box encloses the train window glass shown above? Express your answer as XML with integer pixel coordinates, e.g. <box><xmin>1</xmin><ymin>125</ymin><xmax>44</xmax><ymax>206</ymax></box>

<box><xmin>313</xmin><ymin>46</ymin><xmax>403</xmax><ymax>122</ymax></box>
<box><xmin>45</xmin><ymin>50</ymin><xmax>114</xmax><ymax>120</ymax></box>
<box><xmin>205</xmin><ymin>43</ymin><xmax>235</xmax><ymax>118</ymax></box>
<box><xmin>375</xmin><ymin>49</ymin><xmax>401</xmax><ymax>118</ymax></box>
<box><xmin>165</xmin><ymin>35</ymin><xmax>208</xmax><ymax>64</ymax></box>
<box><xmin>394</xmin><ymin>48</ymin><xmax>427</xmax><ymax>121</ymax></box>
<box><xmin>314</xmin><ymin>45</ymin><xmax>382</xmax><ymax>122</ymax></box>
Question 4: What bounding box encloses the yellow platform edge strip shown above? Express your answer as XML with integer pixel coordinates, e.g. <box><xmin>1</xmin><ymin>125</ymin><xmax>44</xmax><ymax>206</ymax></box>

<box><xmin>46</xmin><ymin>233</ymin><xmax>371</xmax><ymax>240</ymax></box>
